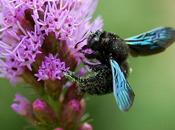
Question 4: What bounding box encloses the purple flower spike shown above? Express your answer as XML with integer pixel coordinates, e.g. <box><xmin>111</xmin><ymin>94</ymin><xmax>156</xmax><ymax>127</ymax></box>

<box><xmin>0</xmin><ymin>0</ymin><xmax>103</xmax><ymax>129</ymax></box>
<box><xmin>35</xmin><ymin>54</ymin><xmax>69</xmax><ymax>81</ymax></box>
<box><xmin>0</xmin><ymin>0</ymin><xmax>103</xmax><ymax>84</ymax></box>
<box><xmin>11</xmin><ymin>94</ymin><xmax>31</xmax><ymax>116</ymax></box>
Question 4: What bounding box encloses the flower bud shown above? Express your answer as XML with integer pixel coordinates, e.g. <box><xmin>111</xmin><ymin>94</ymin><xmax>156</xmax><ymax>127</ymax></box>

<box><xmin>79</xmin><ymin>123</ymin><xmax>93</xmax><ymax>130</ymax></box>
<box><xmin>54</xmin><ymin>128</ymin><xmax>64</xmax><ymax>130</ymax></box>
<box><xmin>11</xmin><ymin>94</ymin><xmax>36</xmax><ymax>123</ymax></box>
<box><xmin>11</xmin><ymin>94</ymin><xmax>31</xmax><ymax>116</ymax></box>
<box><xmin>68</xmin><ymin>99</ymin><xmax>82</xmax><ymax>112</ymax></box>
<box><xmin>64</xmin><ymin>83</ymin><xmax>83</xmax><ymax>103</ymax></box>
<box><xmin>32</xmin><ymin>98</ymin><xmax>57</xmax><ymax>123</ymax></box>
<box><xmin>60</xmin><ymin>99</ymin><xmax>85</xmax><ymax>129</ymax></box>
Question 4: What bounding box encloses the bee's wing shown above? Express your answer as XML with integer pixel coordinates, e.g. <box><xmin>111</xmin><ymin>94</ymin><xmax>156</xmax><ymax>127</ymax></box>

<box><xmin>125</xmin><ymin>27</ymin><xmax>175</xmax><ymax>56</ymax></box>
<box><xmin>110</xmin><ymin>59</ymin><xmax>135</xmax><ymax>111</ymax></box>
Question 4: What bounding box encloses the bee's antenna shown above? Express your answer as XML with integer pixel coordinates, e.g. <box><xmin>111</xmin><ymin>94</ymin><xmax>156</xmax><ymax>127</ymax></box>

<box><xmin>74</xmin><ymin>30</ymin><xmax>93</xmax><ymax>49</ymax></box>
<box><xmin>74</xmin><ymin>37</ymin><xmax>87</xmax><ymax>49</ymax></box>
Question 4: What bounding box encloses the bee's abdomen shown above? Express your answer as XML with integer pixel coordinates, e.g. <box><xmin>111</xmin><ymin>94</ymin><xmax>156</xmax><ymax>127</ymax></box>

<box><xmin>78</xmin><ymin>65</ymin><xmax>113</xmax><ymax>95</ymax></box>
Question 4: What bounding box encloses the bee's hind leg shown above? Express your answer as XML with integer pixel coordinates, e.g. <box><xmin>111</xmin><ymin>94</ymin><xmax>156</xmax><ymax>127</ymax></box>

<box><xmin>64</xmin><ymin>71</ymin><xmax>80</xmax><ymax>82</ymax></box>
<box><xmin>120</xmin><ymin>61</ymin><xmax>131</xmax><ymax>78</ymax></box>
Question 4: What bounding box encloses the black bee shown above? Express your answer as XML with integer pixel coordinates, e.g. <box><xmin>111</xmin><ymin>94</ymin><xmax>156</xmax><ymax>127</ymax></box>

<box><xmin>66</xmin><ymin>27</ymin><xmax>175</xmax><ymax>111</ymax></box>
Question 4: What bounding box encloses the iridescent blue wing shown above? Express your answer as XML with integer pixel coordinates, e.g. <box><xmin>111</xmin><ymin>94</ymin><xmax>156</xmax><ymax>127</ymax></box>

<box><xmin>110</xmin><ymin>59</ymin><xmax>135</xmax><ymax>111</ymax></box>
<box><xmin>125</xmin><ymin>27</ymin><xmax>175</xmax><ymax>56</ymax></box>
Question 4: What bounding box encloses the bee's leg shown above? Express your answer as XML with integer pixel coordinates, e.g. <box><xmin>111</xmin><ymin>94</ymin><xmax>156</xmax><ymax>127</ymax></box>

<box><xmin>65</xmin><ymin>66</ymin><xmax>113</xmax><ymax>95</ymax></box>
<box><xmin>120</xmin><ymin>61</ymin><xmax>131</xmax><ymax>78</ymax></box>
<box><xmin>78</xmin><ymin>51</ymin><xmax>101</xmax><ymax>68</ymax></box>
<box><xmin>65</xmin><ymin>70</ymin><xmax>97</xmax><ymax>84</ymax></box>
<box><xmin>64</xmin><ymin>70</ymin><xmax>98</xmax><ymax>94</ymax></box>
<box><xmin>78</xmin><ymin>65</ymin><xmax>113</xmax><ymax>95</ymax></box>
<box><xmin>83</xmin><ymin>59</ymin><xmax>100</xmax><ymax>67</ymax></box>
<box><xmin>64</xmin><ymin>71</ymin><xmax>80</xmax><ymax>82</ymax></box>
<box><xmin>83</xmin><ymin>51</ymin><xmax>100</xmax><ymax>59</ymax></box>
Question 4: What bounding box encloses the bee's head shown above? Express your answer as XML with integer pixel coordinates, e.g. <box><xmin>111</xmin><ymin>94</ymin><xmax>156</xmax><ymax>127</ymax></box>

<box><xmin>87</xmin><ymin>30</ymin><xmax>103</xmax><ymax>51</ymax></box>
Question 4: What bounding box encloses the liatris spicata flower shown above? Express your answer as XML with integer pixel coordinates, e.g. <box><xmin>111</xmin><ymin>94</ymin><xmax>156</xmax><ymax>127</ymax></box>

<box><xmin>0</xmin><ymin>0</ymin><xmax>103</xmax><ymax>129</ymax></box>
<box><xmin>35</xmin><ymin>54</ymin><xmax>69</xmax><ymax>81</ymax></box>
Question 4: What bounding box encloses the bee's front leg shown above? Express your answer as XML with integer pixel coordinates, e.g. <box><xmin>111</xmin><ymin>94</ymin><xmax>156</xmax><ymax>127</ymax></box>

<box><xmin>80</xmin><ymin>51</ymin><xmax>101</xmax><ymax>66</ymax></box>
<box><xmin>83</xmin><ymin>51</ymin><xmax>100</xmax><ymax>59</ymax></box>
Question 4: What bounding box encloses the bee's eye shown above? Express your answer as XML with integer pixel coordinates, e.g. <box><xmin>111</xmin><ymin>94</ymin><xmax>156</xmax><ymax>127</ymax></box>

<box><xmin>93</xmin><ymin>37</ymin><xmax>99</xmax><ymax>42</ymax></box>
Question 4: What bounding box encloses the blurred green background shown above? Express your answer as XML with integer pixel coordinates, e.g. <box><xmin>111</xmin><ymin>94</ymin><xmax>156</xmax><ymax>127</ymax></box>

<box><xmin>1</xmin><ymin>0</ymin><xmax>175</xmax><ymax>130</ymax></box>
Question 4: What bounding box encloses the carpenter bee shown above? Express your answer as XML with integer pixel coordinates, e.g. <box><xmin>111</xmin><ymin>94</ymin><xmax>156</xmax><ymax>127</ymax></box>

<box><xmin>66</xmin><ymin>27</ymin><xmax>175</xmax><ymax>111</ymax></box>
